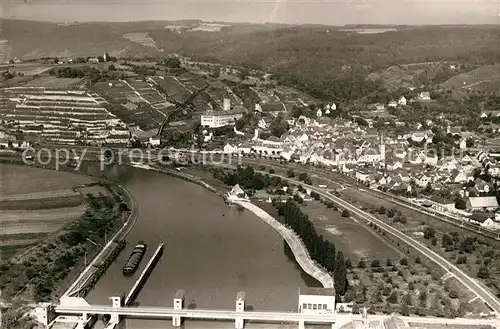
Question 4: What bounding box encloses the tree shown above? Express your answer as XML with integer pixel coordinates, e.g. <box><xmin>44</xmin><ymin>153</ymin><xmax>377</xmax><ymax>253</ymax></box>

<box><xmin>371</xmin><ymin>259</ymin><xmax>381</xmax><ymax>267</ymax></box>
<box><xmin>335</xmin><ymin>254</ymin><xmax>348</xmax><ymax>296</ymax></box>
<box><xmin>341</xmin><ymin>209</ymin><xmax>350</xmax><ymax>218</ymax></box>
<box><xmin>287</xmin><ymin>169</ymin><xmax>295</xmax><ymax>178</ymax></box>
<box><xmin>423</xmin><ymin>227</ymin><xmax>436</xmax><ymax>239</ymax></box>
<box><xmin>400</xmin><ymin>257</ymin><xmax>408</xmax><ymax>266</ymax></box>
<box><xmin>419</xmin><ymin>290</ymin><xmax>427</xmax><ymax>307</ymax></box>
<box><xmin>378</xmin><ymin>206</ymin><xmax>386</xmax><ymax>215</ymax></box>
<box><xmin>269</xmin><ymin>168</ymin><xmax>275</xmax><ymax>174</ymax></box>
<box><xmin>415</xmin><ymin>257</ymin><xmax>421</xmax><ymax>264</ymax></box>
<box><xmin>269</xmin><ymin>116</ymin><xmax>290</xmax><ymax>137</ymax></box>
<box><xmin>298</xmin><ymin>172</ymin><xmax>308</xmax><ymax>181</ymax></box>
<box><xmin>456</xmin><ymin>255</ymin><xmax>467</xmax><ymax>264</ymax></box>
<box><xmin>477</xmin><ymin>267</ymin><xmax>490</xmax><ymax>279</ymax></box>
<box><xmin>455</xmin><ymin>198</ymin><xmax>467</xmax><ymax>209</ymax></box>
<box><xmin>108</xmin><ymin>64</ymin><xmax>116</xmax><ymax>71</ymax></box>
<box><xmin>358</xmin><ymin>260</ymin><xmax>366</xmax><ymax>268</ymax></box>
<box><xmin>235</xmin><ymin>118</ymin><xmax>245</xmax><ymax>131</ymax></box>
<box><xmin>387</xmin><ymin>208</ymin><xmax>396</xmax><ymax>218</ymax></box>
<box><xmin>388</xmin><ymin>291</ymin><xmax>398</xmax><ymax>304</ymax></box>
<box><xmin>163</xmin><ymin>57</ymin><xmax>181</xmax><ymax>69</ymax></box>
<box><xmin>441</xmin><ymin>233</ymin><xmax>453</xmax><ymax>249</ymax></box>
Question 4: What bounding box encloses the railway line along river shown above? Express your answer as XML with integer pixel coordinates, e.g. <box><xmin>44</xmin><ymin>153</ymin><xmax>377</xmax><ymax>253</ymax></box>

<box><xmin>86</xmin><ymin>165</ymin><xmax>314</xmax><ymax>328</ymax></box>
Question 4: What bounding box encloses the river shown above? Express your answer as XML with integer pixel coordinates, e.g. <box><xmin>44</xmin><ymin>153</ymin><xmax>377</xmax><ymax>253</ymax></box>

<box><xmin>86</xmin><ymin>166</ymin><xmax>314</xmax><ymax>329</ymax></box>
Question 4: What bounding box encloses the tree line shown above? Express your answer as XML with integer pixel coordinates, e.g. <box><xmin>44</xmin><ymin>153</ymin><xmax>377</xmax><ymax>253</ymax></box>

<box><xmin>274</xmin><ymin>199</ymin><xmax>348</xmax><ymax>297</ymax></box>
<box><xmin>211</xmin><ymin>166</ymin><xmax>287</xmax><ymax>192</ymax></box>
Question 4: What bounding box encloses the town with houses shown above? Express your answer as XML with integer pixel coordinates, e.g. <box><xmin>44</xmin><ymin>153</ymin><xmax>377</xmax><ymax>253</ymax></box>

<box><xmin>2</xmin><ymin>54</ymin><xmax>500</xmax><ymax>234</ymax></box>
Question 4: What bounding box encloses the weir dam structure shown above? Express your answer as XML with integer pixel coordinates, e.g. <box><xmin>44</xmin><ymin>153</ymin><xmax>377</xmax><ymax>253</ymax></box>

<box><xmin>38</xmin><ymin>292</ymin><xmax>341</xmax><ymax>329</ymax></box>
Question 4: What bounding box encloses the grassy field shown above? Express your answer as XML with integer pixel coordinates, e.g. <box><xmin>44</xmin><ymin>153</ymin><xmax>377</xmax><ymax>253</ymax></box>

<box><xmin>20</xmin><ymin>76</ymin><xmax>83</xmax><ymax>88</ymax></box>
<box><xmin>299</xmin><ymin>200</ymin><xmax>400</xmax><ymax>262</ymax></box>
<box><xmin>1</xmin><ymin>164</ymin><xmax>94</xmax><ymax>195</ymax></box>
<box><xmin>0</xmin><ymin>164</ymin><xmax>95</xmax><ymax>261</ymax></box>
<box><xmin>441</xmin><ymin>64</ymin><xmax>500</xmax><ymax>92</ymax></box>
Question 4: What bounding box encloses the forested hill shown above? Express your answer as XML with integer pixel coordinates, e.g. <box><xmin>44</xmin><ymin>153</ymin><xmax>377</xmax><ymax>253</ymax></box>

<box><xmin>2</xmin><ymin>19</ymin><xmax>500</xmax><ymax>100</ymax></box>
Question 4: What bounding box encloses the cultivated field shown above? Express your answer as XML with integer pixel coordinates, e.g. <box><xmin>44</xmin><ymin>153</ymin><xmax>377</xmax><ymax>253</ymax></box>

<box><xmin>20</xmin><ymin>76</ymin><xmax>83</xmax><ymax>88</ymax></box>
<box><xmin>0</xmin><ymin>87</ymin><xmax>129</xmax><ymax>145</ymax></box>
<box><xmin>0</xmin><ymin>164</ymin><xmax>95</xmax><ymax>260</ymax></box>
<box><xmin>123</xmin><ymin>32</ymin><xmax>159</xmax><ymax>49</ymax></box>
<box><xmin>339</xmin><ymin>187</ymin><xmax>500</xmax><ymax>304</ymax></box>
<box><xmin>301</xmin><ymin>201</ymin><xmax>400</xmax><ymax>262</ymax></box>
<box><xmin>92</xmin><ymin>79</ymin><xmax>169</xmax><ymax>130</ymax></box>
<box><xmin>441</xmin><ymin>64</ymin><xmax>500</xmax><ymax>92</ymax></box>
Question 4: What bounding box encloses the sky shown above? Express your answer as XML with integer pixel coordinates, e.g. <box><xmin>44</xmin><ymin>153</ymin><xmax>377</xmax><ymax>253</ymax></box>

<box><xmin>1</xmin><ymin>0</ymin><xmax>499</xmax><ymax>25</ymax></box>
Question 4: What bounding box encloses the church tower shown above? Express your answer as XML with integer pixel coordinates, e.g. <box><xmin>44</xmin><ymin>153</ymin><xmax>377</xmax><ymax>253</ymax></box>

<box><xmin>379</xmin><ymin>133</ymin><xmax>386</xmax><ymax>161</ymax></box>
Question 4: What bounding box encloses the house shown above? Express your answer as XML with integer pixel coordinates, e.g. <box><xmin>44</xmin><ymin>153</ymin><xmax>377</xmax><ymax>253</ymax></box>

<box><xmin>475</xmin><ymin>178</ymin><xmax>491</xmax><ymax>193</ymax></box>
<box><xmin>416</xmin><ymin>174</ymin><xmax>431</xmax><ymax>187</ymax></box>
<box><xmin>375</xmin><ymin>104</ymin><xmax>385</xmax><ymax>111</ymax></box>
<box><xmin>411</xmin><ymin>131</ymin><xmax>431</xmax><ymax>143</ymax></box>
<box><xmin>386</xmin><ymin>160</ymin><xmax>403</xmax><ymax>171</ymax></box>
<box><xmin>257</xmin><ymin>118</ymin><xmax>269</xmax><ymax>129</ymax></box>
<box><xmin>398</xmin><ymin>96</ymin><xmax>407</xmax><ymax>106</ymax></box>
<box><xmin>466</xmin><ymin>196</ymin><xmax>499</xmax><ymax>211</ymax></box>
<box><xmin>223</xmin><ymin>143</ymin><xmax>239</xmax><ymax>154</ymax></box>
<box><xmin>459</xmin><ymin>139</ymin><xmax>467</xmax><ymax>150</ymax></box>
<box><xmin>316</xmin><ymin>109</ymin><xmax>323</xmax><ymax>117</ymax></box>
<box><xmin>418</xmin><ymin>92</ymin><xmax>431</xmax><ymax>101</ymax></box>
<box><xmin>481</xmin><ymin>111</ymin><xmax>500</xmax><ymax>119</ymax></box>
<box><xmin>481</xmin><ymin>217</ymin><xmax>500</xmax><ymax>230</ymax></box>
<box><xmin>452</xmin><ymin>171</ymin><xmax>468</xmax><ymax>183</ymax></box>
<box><xmin>447</xmin><ymin>126</ymin><xmax>462</xmax><ymax>136</ymax></box>
<box><xmin>388</xmin><ymin>100</ymin><xmax>397</xmax><ymax>108</ymax></box>
<box><xmin>149</xmin><ymin>136</ymin><xmax>160</xmax><ymax>147</ymax></box>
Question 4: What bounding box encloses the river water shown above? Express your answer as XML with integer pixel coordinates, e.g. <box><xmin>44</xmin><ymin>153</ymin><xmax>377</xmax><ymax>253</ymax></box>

<box><xmin>85</xmin><ymin>166</ymin><xmax>313</xmax><ymax>329</ymax></box>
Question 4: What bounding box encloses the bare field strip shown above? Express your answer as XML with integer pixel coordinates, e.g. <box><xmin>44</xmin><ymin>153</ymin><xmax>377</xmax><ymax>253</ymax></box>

<box><xmin>0</xmin><ymin>164</ymin><xmax>95</xmax><ymax>195</ymax></box>
<box><xmin>0</xmin><ymin>232</ymin><xmax>48</xmax><ymax>242</ymax></box>
<box><xmin>0</xmin><ymin>195</ymin><xmax>84</xmax><ymax>210</ymax></box>
<box><xmin>0</xmin><ymin>205</ymin><xmax>86</xmax><ymax>235</ymax></box>
<box><xmin>0</xmin><ymin>188</ymin><xmax>80</xmax><ymax>201</ymax></box>
<box><xmin>0</xmin><ymin>239</ymin><xmax>39</xmax><ymax>247</ymax></box>
<box><xmin>21</xmin><ymin>76</ymin><xmax>82</xmax><ymax>88</ymax></box>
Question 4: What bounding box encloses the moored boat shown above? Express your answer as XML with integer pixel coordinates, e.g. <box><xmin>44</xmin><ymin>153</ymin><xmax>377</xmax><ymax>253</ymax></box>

<box><xmin>122</xmin><ymin>241</ymin><xmax>147</xmax><ymax>276</ymax></box>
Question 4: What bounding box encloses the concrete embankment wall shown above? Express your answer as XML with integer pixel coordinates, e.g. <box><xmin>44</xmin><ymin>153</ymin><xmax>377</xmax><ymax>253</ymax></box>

<box><xmin>234</xmin><ymin>201</ymin><xmax>335</xmax><ymax>289</ymax></box>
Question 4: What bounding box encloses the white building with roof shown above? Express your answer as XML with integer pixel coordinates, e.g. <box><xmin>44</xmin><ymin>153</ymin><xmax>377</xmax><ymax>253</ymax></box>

<box><xmin>201</xmin><ymin>111</ymin><xmax>244</xmax><ymax>128</ymax></box>
<box><xmin>298</xmin><ymin>287</ymin><xmax>335</xmax><ymax>314</ymax></box>
<box><xmin>466</xmin><ymin>196</ymin><xmax>499</xmax><ymax>211</ymax></box>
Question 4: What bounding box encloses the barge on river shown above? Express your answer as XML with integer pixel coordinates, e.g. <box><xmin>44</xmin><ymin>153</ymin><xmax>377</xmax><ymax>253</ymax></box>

<box><xmin>123</xmin><ymin>241</ymin><xmax>147</xmax><ymax>276</ymax></box>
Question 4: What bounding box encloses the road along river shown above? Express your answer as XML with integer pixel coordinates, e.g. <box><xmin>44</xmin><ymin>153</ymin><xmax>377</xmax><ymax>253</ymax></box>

<box><xmin>85</xmin><ymin>165</ymin><xmax>315</xmax><ymax>328</ymax></box>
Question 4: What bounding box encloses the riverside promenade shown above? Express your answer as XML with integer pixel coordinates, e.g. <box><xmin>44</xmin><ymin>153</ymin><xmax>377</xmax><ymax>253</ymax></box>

<box><xmin>233</xmin><ymin>200</ymin><xmax>335</xmax><ymax>289</ymax></box>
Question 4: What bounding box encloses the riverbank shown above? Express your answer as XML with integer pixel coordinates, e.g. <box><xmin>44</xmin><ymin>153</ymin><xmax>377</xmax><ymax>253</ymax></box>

<box><xmin>234</xmin><ymin>200</ymin><xmax>334</xmax><ymax>289</ymax></box>
<box><xmin>133</xmin><ymin>163</ymin><xmax>331</xmax><ymax>289</ymax></box>
<box><xmin>0</xmin><ymin>163</ymin><xmax>135</xmax><ymax>329</ymax></box>
<box><xmin>61</xmin><ymin>182</ymin><xmax>137</xmax><ymax>299</ymax></box>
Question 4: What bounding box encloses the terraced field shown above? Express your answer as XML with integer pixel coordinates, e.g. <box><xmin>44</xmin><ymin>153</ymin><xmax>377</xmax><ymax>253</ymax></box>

<box><xmin>92</xmin><ymin>79</ymin><xmax>172</xmax><ymax>130</ymax></box>
<box><xmin>0</xmin><ymin>87</ymin><xmax>129</xmax><ymax>145</ymax></box>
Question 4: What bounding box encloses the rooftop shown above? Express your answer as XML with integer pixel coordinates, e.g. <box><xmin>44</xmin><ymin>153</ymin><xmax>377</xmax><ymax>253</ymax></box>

<box><xmin>468</xmin><ymin>196</ymin><xmax>499</xmax><ymax>208</ymax></box>
<box><xmin>299</xmin><ymin>287</ymin><xmax>335</xmax><ymax>296</ymax></box>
